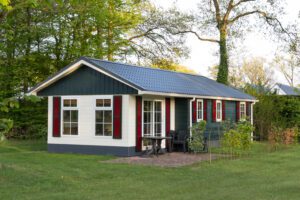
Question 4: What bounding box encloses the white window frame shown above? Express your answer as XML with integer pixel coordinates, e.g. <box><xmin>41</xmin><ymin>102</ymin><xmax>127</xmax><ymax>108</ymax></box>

<box><xmin>142</xmin><ymin>99</ymin><xmax>164</xmax><ymax>137</ymax></box>
<box><xmin>61</xmin><ymin>97</ymin><xmax>79</xmax><ymax>136</ymax></box>
<box><xmin>216</xmin><ymin>100</ymin><xmax>222</xmax><ymax>122</ymax></box>
<box><xmin>240</xmin><ymin>102</ymin><xmax>246</xmax><ymax>121</ymax></box>
<box><xmin>196</xmin><ymin>99</ymin><xmax>204</xmax><ymax>122</ymax></box>
<box><xmin>94</xmin><ymin>96</ymin><xmax>113</xmax><ymax>137</ymax></box>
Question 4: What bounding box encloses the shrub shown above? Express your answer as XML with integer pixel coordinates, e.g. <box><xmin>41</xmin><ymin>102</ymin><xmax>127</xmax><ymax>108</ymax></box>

<box><xmin>253</xmin><ymin>95</ymin><xmax>300</xmax><ymax>140</ymax></box>
<box><xmin>268</xmin><ymin>125</ymin><xmax>298</xmax><ymax>150</ymax></box>
<box><xmin>189</xmin><ymin>121</ymin><xmax>206</xmax><ymax>153</ymax></box>
<box><xmin>221</xmin><ymin>121</ymin><xmax>254</xmax><ymax>155</ymax></box>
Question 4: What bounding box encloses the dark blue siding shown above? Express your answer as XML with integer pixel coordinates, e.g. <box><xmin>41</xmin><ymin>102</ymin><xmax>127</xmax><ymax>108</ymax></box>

<box><xmin>175</xmin><ymin>98</ymin><xmax>189</xmax><ymax>131</ymax></box>
<box><xmin>204</xmin><ymin>100</ymin><xmax>237</xmax><ymax>140</ymax></box>
<box><xmin>37</xmin><ymin>65</ymin><xmax>138</xmax><ymax>96</ymax></box>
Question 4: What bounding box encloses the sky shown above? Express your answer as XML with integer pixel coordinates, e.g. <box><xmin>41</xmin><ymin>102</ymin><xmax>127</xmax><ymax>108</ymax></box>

<box><xmin>152</xmin><ymin>0</ymin><xmax>300</xmax><ymax>85</ymax></box>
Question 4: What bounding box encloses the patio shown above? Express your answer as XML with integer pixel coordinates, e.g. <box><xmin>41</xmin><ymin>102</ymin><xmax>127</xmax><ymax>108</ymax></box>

<box><xmin>103</xmin><ymin>152</ymin><xmax>223</xmax><ymax>167</ymax></box>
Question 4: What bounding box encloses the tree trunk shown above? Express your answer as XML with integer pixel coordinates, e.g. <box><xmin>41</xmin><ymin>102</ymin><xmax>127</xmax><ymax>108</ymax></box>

<box><xmin>217</xmin><ymin>28</ymin><xmax>229</xmax><ymax>85</ymax></box>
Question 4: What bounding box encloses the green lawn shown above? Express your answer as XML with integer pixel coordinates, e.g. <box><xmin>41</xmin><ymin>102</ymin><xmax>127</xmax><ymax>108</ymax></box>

<box><xmin>1</xmin><ymin>140</ymin><xmax>300</xmax><ymax>200</ymax></box>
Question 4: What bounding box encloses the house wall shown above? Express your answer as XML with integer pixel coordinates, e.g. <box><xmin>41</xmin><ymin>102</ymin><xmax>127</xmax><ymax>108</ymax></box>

<box><xmin>204</xmin><ymin>100</ymin><xmax>237</xmax><ymax>140</ymax></box>
<box><xmin>172</xmin><ymin>98</ymin><xmax>252</xmax><ymax>141</ymax></box>
<box><xmin>47</xmin><ymin>95</ymin><xmax>137</xmax><ymax>156</ymax></box>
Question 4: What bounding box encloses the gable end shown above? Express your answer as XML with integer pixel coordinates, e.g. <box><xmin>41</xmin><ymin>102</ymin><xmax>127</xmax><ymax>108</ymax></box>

<box><xmin>37</xmin><ymin>65</ymin><xmax>138</xmax><ymax>96</ymax></box>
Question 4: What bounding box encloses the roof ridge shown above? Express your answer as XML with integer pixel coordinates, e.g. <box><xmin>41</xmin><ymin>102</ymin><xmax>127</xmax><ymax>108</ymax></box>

<box><xmin>83</xmin><ymin>56</ymin><xmax>214</xmax><ymax>80</ymax></box>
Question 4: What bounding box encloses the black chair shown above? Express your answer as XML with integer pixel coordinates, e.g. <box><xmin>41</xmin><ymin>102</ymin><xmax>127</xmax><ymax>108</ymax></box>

<box><xmin>168</xmin><ymin>130</ymin><xmax>176</xmax><ymax>152</ymax></box>
<box><xmin>172</xmin><ymin>130</ymin><xmax>189</xmax><ymax>153</ymax></box>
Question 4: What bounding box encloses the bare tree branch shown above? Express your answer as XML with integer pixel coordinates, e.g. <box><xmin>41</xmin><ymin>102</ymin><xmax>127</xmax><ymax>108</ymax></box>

<box><xmin>212</xmin><ymin>0</ymin><xmax>221</xmax><ymax>27</ymax></box>
<box><xmin>228</xmin><ymin>9</ymin><xmax>294</xmax><ymax>39</ymax></box>
<box><xmin>172</xmin><ymin>30</ymin><xmax>220</xmax><ymax>43</ymax></box>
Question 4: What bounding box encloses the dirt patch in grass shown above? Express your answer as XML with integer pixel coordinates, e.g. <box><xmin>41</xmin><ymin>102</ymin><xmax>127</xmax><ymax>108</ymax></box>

<box><xmin>102</xmin><ymin>152</ymin><xmax>223</xmax><ymax>167</ymax></box>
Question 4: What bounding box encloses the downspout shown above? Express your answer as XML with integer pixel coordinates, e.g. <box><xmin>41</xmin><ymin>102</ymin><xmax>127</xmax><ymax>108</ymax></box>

<box><xmin>189</xmin><ymin>97</ymin><xmax>196</xmax><ymax>137</ymax></box>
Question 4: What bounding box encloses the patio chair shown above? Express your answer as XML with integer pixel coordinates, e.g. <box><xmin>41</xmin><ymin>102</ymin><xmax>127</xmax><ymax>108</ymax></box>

<box><xmin>172</xmin><ymin>130</ymin><xmax>189</xmax><ymax>153</ymax></box>
<box><xmin>168</xmin><ymin>130</ymin><xmax>176</xmax><ymax>152</ymax></box>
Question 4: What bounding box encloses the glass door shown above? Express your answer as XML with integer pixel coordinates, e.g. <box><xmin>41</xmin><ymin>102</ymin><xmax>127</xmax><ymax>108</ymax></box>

<box><xmin>143</xmin><ymin>100</ymin><xmax>163</xmax><ymax>147</ymax></box>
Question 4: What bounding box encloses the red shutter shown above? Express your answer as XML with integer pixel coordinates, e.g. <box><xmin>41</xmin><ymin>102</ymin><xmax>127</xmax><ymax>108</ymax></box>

<box><xmin>165</xmin><ymin>98</ymin><xmax>171</xmax><ymax>151</ymax></box>
<box><xmin>136</xmin><ymin>96</ymin><xmax>142</xmax><ymax>152</ymax></box>
<box><xmin>192</xmin><ymin>99</ymin><xmax>197</xmax><ymax>123</ymax></box>
<box><xmin>203</xmin><ymin>99</ymin><xmax>207</xmax><ymax>121</ymax></box>
<box><xmin>246</xmin><ymin>102</ymin><xmax>250</xmax><ymax>117</ymax></box>
<box><xmin>212</xmin><ymin>100</ymin><xmax>216</xmax><ymax>122</ymax></box>
<box><xmin>53</xmin><ymin>97</ymin><xmax>61</xmax><ymax>137</ymax></box>
<box><xmin>236</xmin><ymin>101</ymin><xmax>240</xmax><ymax>122</ymax></box>
<box><xmin>222</xmin><ymin>100</ymin><xmax>226</xmax><ymax>121</ymax></box>
<box><xmin>113</xmin><ymin>96</ymin><xmax>122</xmax><ymax>139</ymax></box>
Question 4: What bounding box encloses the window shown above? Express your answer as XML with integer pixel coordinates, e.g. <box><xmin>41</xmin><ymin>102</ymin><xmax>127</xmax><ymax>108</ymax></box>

<box><xmin>240</xmin><ymin>102</ymin><xmax>246</xmax><ymax>121</ymax></box>
<box><xmin>197</xmin><ymin>99</ymin><xmax>203</xmax><ymax>121</ymax></box>
<box><xmin>216</xmin><ymin>100</ymin><xmax>222</xmax><ymax>122</ymax></box>
<box><xmin>143</xmin><ymin>100</ymin><xmax>162</xmax><ymax>137</ymax></box>
<box><xmin>95</xmin><ymin>98</ymin><xmax>112</xmax><ymax>136</ymax></box>
<box><xmin>62</xmin><ymin>99</ymin><xmax>78</xmax><ymax>135</ymax></box>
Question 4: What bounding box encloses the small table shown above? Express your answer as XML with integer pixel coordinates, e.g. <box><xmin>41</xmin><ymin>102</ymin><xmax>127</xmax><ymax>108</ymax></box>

<box><xmin>143</xmin><ymin>136</ymin><xmax>172</xmax><ymax>156</ymax></box>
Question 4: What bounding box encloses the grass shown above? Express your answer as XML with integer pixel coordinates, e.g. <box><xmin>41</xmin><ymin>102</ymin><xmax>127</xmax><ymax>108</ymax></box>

<box><xmin>1</xmin><ymin>140</ymin><xmax>300</xmax><ymax>200</ymax></box>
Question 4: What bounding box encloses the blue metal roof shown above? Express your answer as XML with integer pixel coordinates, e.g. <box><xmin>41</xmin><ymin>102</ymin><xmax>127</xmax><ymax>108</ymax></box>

<box><xmin>82</xmin><ymin>57</ymin><xmax>255</xmax><ymax>100</ymax></box>
<box><xmin>277</xmin><ymin>83</ymin><xmax>300</xmax><ymax>96</ymax></box>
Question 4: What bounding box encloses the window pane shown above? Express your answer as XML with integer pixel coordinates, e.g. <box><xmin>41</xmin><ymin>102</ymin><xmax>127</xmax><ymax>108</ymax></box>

<box><xmin>155</xmin><ymin>123</ymin><xmax>161</xmax><ymax>136</ymax></box>
<box><xmin>104</xmin><ymin>124</ymin><xmax>112</xmax><ymax>136</ymax></box>
<box><xmin>96</xmin><ymin>124</ymin><xmax>103</xmax><ymax>136</ymax></box>
<box><xmin>96</xmin><ymin>111</ymin><xmax>103</xmax><ymax>123</ymax></box>
<box><xmin>155</xmin><ymin>112</ymin><xmax>161</xmax><ymax>123</ymax></box>
<box><xmin>63</xmin><ymin>110</ymin><xmax>71</xmax><ymax>122</ymax></box>
<box><xmin>71</xmin><ymin>123</ymin><xmax>78</xmax><ymax>135</ymax></box>
<box><xmin>144</xmin><ymin>124</ymin><xmax>151</xmax><ymax>136</ymax></box>
<box><xmin>96</xmin><ymin>99</ymin><xmax>104</xmax><ymax>107</ymax></box>
<box><xmin>144</xmin><ymin>101</ymin><xmax>152</xmax><ymax>112</ymax></box>
<box><xmin>63</xmin><ymin>123</ymin><xmax>70</xmax><ymax>135</ymax></box>
<box><xmin>63</xmin><ymin>99</ymin><xmax>70</xmax><ymax>107</ymax></box>
<box><xmin>104</xmin><ymin>99</ymin><xmax>111</xmax><ymax>107</ymax></box>
<box><xmin>71</xmin><ymin>110</ymin><xmax>78</xmax><ymax>122</ymax></box>
<box><xmin>70</xmin><ymin>99</ymin><xmax>77</xmax><ymax>107</ymax></box>
<box><xmin>155</xmin><ymin>101</ymin><xmax>162</xmax><ymax>111</ymax></box>
<box><xmin>104</xmin><ymin>111</ymin><xmax>112</xmax><ymax>123</ymax></box>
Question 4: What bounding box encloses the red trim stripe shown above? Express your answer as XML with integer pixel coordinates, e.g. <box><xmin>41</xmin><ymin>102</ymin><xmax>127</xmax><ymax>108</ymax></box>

<box><xmin>136</xmin><ymin>96</ymin><xmax>142</xmax><ymax>152</ymax></box>
<box><xmin>203</xmin><ymin>99</ymin><xmax>207</xmax><ymax>121</ymax></box>
<box><xmin>212</xmin><ymin>100</ymin><xmax>216</xmax><ymax>122</ymax></box>
<box><xmin>192</xmin><ymin>100</ymin><xmax>197</xmax><ymax>123</ymax></box>
<box><xmin>222</xmin><ymin>100</ymin><xmax>226</xmax><ymax>121</ymax></box>
<box><xmin>113</xmin><ymin>96</ymin><xmax>122</xmax><ymax>139</ymax></box>
<box><xmin>53</xmin><ymin>97</ymin><xmax>61</xmax><ymax>137</ymax></box>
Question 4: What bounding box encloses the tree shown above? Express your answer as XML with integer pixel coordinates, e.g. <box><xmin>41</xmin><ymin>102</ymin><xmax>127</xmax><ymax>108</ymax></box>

<box><xmin>208</xmin><ymin>64</ymin><xmax>243</xmax><ymax>87</ymax></box>
<box><xmin>151</xmin><ymin>58</ymin><xmax>196</xmax><ymax>74</ymax></box>
<box><xmin>176</xmin><ymin>0</ymin><xmax>290</xmax><ymax>85</ymax></box>
<box><xmin>273</xmin><ymin>54</ymin><xmax>299</xmax><ymax>87</ymax></box>
<box><xmin>0</xmin><ymin>0</ymin><xmax>192</xmax><ymax>138</ymax></box>
<box><xmin>241</xmin><ymin>57</ymin><xmax>274</xmax><ymax>88</ymax></box>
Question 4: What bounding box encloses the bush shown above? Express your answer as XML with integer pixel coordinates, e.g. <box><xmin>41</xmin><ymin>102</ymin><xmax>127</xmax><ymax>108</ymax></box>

<box><xmin>253</xmin><ymin>95</ymin><xmax>300</xmax><ymax>140</ymax></box>
<box><xmin>189</xmin><ymin>121</ymin><xmax>206</xmax><ymax>153</ymax></box>
<box><xmin>0</xmin><ymin>97</ymin><xmax>47</xmax><ymax>140</ymax></box>
<box><xmin>268</xmin><ymin>125</ymin><xmax>298</xmax><ymax>150</ymax></box>
<box><xmin>221</xmin><ymin>121</ymin><xmax>254</xmax><ymax>155</ymax></box>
